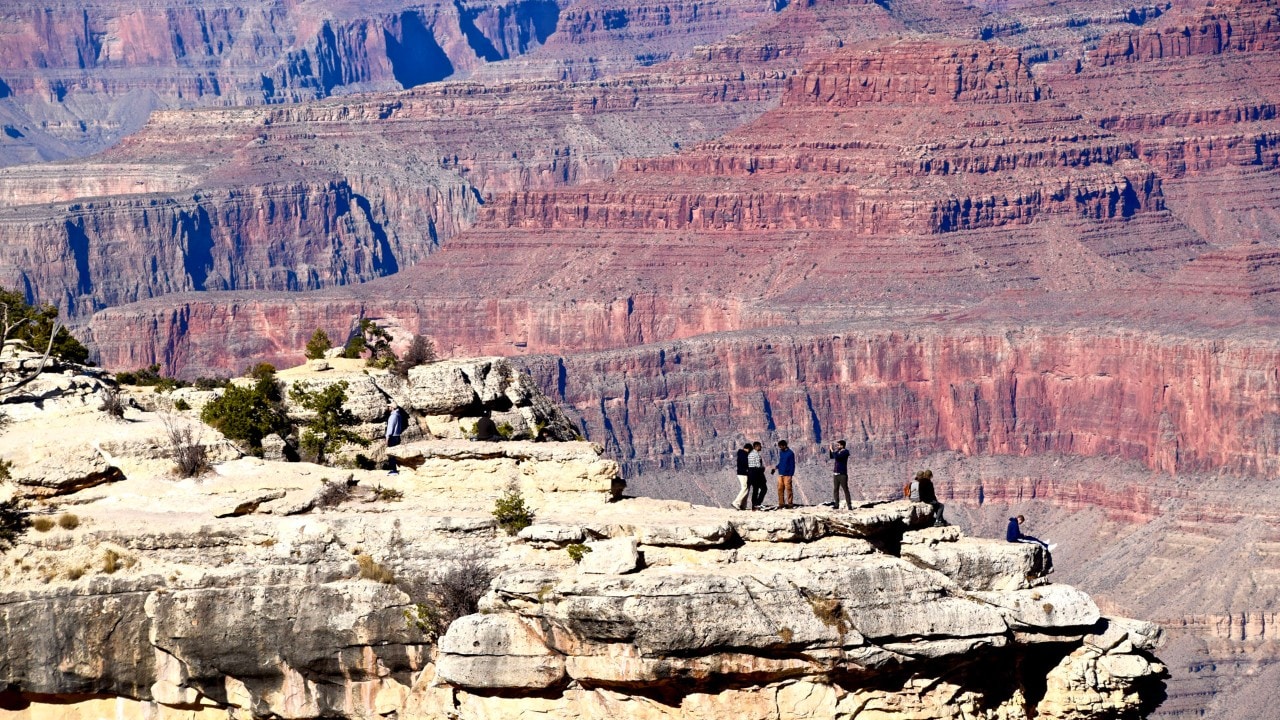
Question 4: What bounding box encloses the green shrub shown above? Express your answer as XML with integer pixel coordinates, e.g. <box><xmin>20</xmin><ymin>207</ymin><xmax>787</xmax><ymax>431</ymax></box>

<box><xmin>114</xmin><ymin>364</ymin><xmax>189</xmax><ymax>391</ymax></box>
<box><xmin>289</xmin><ymin>381</ymin><xmax>368</xmax><ymax>464</ymax></box>
<box><xmin>200</xmin><ymin>370</ymin><xmax>289</xmax><ymax>454</ymax></box>
<box><xmin>566</xmin><ymin>543</ymin><xmax>592</xmax><ymax>564</ymax></box>
<box><xmin>173</xmin><ymin>398</ymin><xmax>191</xmax><ymax>412</ymax></box>
<box><xmin>193</xmin><ymin>376</ymin><xmax>229</xmax><ymax>391</ymax></box>
<box><xmin>0</xmin><ymin>498</ymin><xmax>30</xmax><ymax>548</ymax></box>
<box><xmin>340</xmin><ymin>319</ymin><xmax>397</xmax><ymax>368</ymax></box>
<box><xmin>492</xmin><ymin>485</ymin><xmax>534</xmax><ymax>536</ymax></box>
<box><xmin>304</xmin><ymin>329</ymin><xmax>333</xmax><ymax>360</ymax></box>
<box><xmin>57</xmin><ymin>513</ymin><xmax>79</xmax><ymax>530</ymax></box>
<box><xmin>0</xmin><ymin>288</ymin><xmax>89</xmax><ymax>364</ymax></box>
<box><xmin>496</xmin><ymin>422</ymin><xmax>515</xmax><ymax>440</ymax></box>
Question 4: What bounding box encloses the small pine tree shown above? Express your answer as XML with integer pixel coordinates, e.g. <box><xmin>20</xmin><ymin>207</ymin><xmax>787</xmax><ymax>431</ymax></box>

<box><xmin>492</xmin><ymin>485</ymin><xmax>534</xmax><ymax>536</ymax></box>
<box><xmin>304</xmin><ymin>329</ymin><xmax>332</xmax><ymax>360</ymax></box>
<box><xmin>289</xmin><ymin>380</ymin><xmax>369</xmax><ymax>464</ymax></box>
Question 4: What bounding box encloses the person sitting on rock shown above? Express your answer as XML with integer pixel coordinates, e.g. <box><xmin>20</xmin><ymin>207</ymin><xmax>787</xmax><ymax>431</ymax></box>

<box><xmin>1007</xmin><ymin>514</ymin><xmax>1054</xmax><ymax>574</ymax></box>
<box><xmin>904</xmin><ymin>470</ymin><xmax>947</xmax><ymax>526</ymax></box>
<box><xmin>473</xmin><ymin>411</ymin><xmax>499</xmax><ymax>442</ymax></box>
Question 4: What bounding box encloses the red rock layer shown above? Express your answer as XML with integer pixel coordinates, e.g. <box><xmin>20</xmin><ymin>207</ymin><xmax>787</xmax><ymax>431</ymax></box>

<box><xmin>1091</xmin><ymin>0</ymin><xmax>1280</xmax><ymax>66</ymax></box>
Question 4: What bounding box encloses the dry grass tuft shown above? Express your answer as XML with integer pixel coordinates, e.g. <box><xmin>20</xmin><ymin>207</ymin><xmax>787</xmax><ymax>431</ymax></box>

<box><xmin>356</xmin><ymin>554</ymin><xmax>395</xmax><ymax>584</ymax></box>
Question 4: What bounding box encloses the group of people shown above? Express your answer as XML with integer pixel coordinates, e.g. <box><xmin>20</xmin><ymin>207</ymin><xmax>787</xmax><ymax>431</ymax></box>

<box><xmin>726</xmin><ymin>440</ymin><xmax>1056</xmax><ymax>571</ymax></box>
<box><xmin>731</xmin><ymin>438</ymin><xmax>936</xmax><ymax>514</ymax></box>
<box><xmin>732</xmin><ymin>440</ymin><xmax>796</xmax><ymax>510</ymax></box>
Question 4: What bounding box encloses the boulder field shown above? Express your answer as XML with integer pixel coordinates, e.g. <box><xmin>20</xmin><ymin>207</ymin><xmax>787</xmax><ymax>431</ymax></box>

<box><xmin>0</xmin><ymin>356</ymin><xmax>1166</xmax><ymax>719</ymax></box>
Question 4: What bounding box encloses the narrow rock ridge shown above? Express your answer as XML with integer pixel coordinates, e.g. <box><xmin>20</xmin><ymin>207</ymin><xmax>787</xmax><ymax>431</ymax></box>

<box><xmin>0</xmin><ymin>359</ymin><xmax>1166</xmax><ymax>719</ymax></box>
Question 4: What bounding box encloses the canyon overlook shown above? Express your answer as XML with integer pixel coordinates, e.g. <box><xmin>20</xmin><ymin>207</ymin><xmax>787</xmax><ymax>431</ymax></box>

<box><xmin>1</xmin><ymin>0</ymin><xmax>1280</xmax><ymax>716</ymax></box>
<box><xmin>0</xmin><ymin>355</ymin><xmax>1168</xmax><ymax>720</ymax></box>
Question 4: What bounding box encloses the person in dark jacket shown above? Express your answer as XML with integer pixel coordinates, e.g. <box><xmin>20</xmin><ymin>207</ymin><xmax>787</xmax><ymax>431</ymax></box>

<box><xmin>905</xmin><ymin>469</ymin><xmax>947</xmax><ymax>526</ymax></box>
<box><xmin>732</xmin><ymin>443</ymin><xmax>752</xmax><ymax>510</ymax></box>
<box><xmin>771</xmin><ymin>440</ymin><xmax>796</xmax><ymax>508</ymax></box>
<box><xmin>473</xmin><ymin>410</ymin><xmax>499</xmax><ymax>441</ymax></box>
<box><xmin>747</xmin><ymin>442</ymin><xmax>767</xmax><ymax>509</ymax></box>
<box><xmin>1007</xmin><ymin>515</ymin><xmax>1054</xmax><ymax>573</ymax></box>
<box><xmin>829</xmin><ymin>440</ymin><xmax>852</xmax><ymax>509</ymax></box>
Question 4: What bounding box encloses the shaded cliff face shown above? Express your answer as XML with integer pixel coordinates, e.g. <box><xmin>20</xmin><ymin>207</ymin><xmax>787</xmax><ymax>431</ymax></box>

<box><xmin>529</xmin><ymin>324</ymin><xmax>1280</xmax><ymax>480</ymax></box>
<box><xmin>0</xmin><ymin>0</ymin><xmax>561</xmax><ymax>164</ymax></box>
<box><xmin>0</xmin><ymin>0</ymin><xmax>844</xmax><ymax>165</ymax></box>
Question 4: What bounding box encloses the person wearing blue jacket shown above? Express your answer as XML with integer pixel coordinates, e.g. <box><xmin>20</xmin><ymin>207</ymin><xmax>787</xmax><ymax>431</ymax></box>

<box><xmin>771</xmin><ymin>440</ymin><xmax>796</xmax><ymax>508</ymax></box>
<box><xmin>1007</xmin><ymin>515</ymin><xmax>1054</xmax><ymax>574</ymax></box>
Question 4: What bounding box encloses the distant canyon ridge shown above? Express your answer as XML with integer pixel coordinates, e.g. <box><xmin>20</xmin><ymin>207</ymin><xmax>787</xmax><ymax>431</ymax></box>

<box><xmin>1</xmin><ymin>0</ymin><xmax>1280</xmax><ymax>715</ymax></box>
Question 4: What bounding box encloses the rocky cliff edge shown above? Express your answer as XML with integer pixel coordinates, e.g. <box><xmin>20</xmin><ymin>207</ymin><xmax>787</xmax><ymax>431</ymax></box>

<box><xmin>0</xmin><ymin>357</ymin><xmax>1166</xmax><ymax>720</ymax></box>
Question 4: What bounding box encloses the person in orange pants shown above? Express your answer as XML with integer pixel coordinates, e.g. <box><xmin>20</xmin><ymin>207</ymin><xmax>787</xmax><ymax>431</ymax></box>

<box><xmin>772</xmin><ymin>440</ymin><xmax>796</xmax><ymax>508</ymax></box>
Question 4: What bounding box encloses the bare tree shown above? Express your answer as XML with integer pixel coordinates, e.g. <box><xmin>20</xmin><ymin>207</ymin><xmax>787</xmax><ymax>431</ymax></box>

<box><xmin>161</xmin><ymin>414</ymin><xmax>209</xmax><ymax>477</ymax></box>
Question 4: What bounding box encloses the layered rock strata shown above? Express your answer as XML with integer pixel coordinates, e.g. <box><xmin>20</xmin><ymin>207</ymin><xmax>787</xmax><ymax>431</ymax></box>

<box><xmin>0</xmin><ymin>363</ymin><xmax>1166</xmax><ymax>719</ymax></box>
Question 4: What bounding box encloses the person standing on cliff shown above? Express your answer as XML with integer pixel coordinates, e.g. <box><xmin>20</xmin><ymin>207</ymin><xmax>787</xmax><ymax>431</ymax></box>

<box><xmin>747</xmin><ymin>442</ymin><xmax>767</xmax><ymax>509</ymax></box>
<box><xmin>771</xmin><ymin>440</ymin><xmax>796</xmax><ymax>508</ymax></box>
<box><xmin>732</xmin><ymin>442</ymin><xmax>752</xmax><ymax>510</ymax></box>
<box><xmin>1007</xmin><ymin>515</ymin><xmax>1054</xmax><ymax>573</ymax></box>
<box><xmin>829</xmin><ymin>440</ymin><xmax>852</xmax><ymax>510</ymax></box>
<box><xmin>384</xmin><ymin>404</ymin><xmax>407</xmax><ymax>474</ymax></box>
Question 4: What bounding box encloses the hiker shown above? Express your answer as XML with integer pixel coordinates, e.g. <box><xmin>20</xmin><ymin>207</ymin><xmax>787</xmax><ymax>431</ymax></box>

<box><xmin>385</xmin><ymin>404</ymin><xmax>407</xmax><ymax>448</ymax></box>
<box><xmin>473</xmin><ymin>410</ymin><xmax>499</xmax><ymax>441</ymax></box>
<box><xmin>384</xmin><ymin>404</ymin><xmax>407</xmax><ymax>474</ymax></box>
<box><xmin>747</xmin><ymin>441</ymin><xmax>767</xmax><ymax>509</ymax></box>
<box><xmin>829</xmin><ymin>440</ymin><xmax>852</xmax><ymax>509</ymax></box>
<box><xmin>771</xmin><ymin>440</ymin><xmax>796</xmax><ymax>508</ymax></box>
<box><xmin>1007</xmin><ymin>515</ymin><xmax>1054</xmax><ymax>573</ymax></box>
<box><xmin>733</xmin><ymin>442</ymin><xmax>752</xmax><ymax>510</ymax></box>
<box><xmin>904</xmin><ymin>469</ymin><xmax>946</xmax><ymax>526</ymax></box>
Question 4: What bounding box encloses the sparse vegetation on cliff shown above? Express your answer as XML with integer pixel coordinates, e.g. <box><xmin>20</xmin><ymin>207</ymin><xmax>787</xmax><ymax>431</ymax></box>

<box><xmin>200</xmin><ymin>365</ymin><xmax>290</xmax><ymax>455</ymax></box>
<box><xmin>566</xmin><ymin>543</ymin><xmax>592</xmax><ymax>563</ymax></box>
<box><xmin>162</xmin><ymin>415</ymin><xmax>208</xmax><ymax>478</ymax></box>
<box><xmin>0</xmin><ymin>498</ymin><xmax>30</xmax><ymax>549</ymax></box>
<box><xmin>0</xmin><ymin>288</ymin><xmax>88</xmax><ymax>365</ymax></box>
<box><xmin>404</xmin><ymin>555</ymin><xmax>494</xmax><ymax>642</ymax></box>
<box><xmin>492</xmin><ymin>485</ymin><xmax>534</xmax><ymax>535</ymax></box>
<box><xmin>395</xmin><ymin>335</ymin><xmax>438</xmax><ymax>377</ymax></box>
<box><xmin>289</xmin><ymin>380</ymin><xmax>368</xmax><ymax>464</ymax></box>
<box><xmin>342</xmin><ymin>319</ymin><xmax>397</xmax><ymax>369</ymax></box>
<box><xmin>304</xmin><ymin>329</ymin><xmax>333</xmax><ymax>360</ymax></box>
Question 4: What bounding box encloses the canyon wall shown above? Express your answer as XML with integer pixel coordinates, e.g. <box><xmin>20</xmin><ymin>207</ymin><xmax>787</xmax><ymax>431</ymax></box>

<box><xmin>0</xmin><ymin>0</ymin><xmax>575</xmax><ymax>164</ymax></box>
